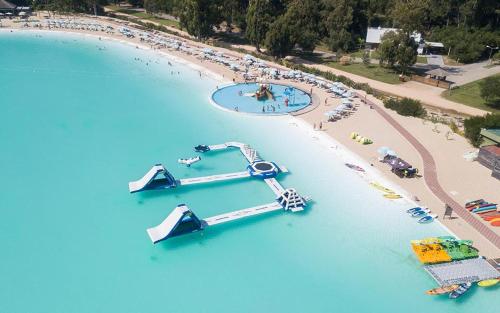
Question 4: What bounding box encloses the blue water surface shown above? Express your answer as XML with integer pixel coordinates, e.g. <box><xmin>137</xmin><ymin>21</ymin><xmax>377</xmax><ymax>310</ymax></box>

<box><xmin>212</xmin><ymin>83</ymin><xmax>311</xmax><ymax>114</ymax></box>
<box><xmin>0</xmin><ymin>31</ymin><xmax>497</xmax><ymax>313</ymax></box>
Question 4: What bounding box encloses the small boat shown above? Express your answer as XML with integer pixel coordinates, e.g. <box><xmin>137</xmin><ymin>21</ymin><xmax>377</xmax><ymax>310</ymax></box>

<box><xmin>178</xmin><ymin>156</ymin><xmax>201</xmax><ymax>167</ymax></box>
<box><xmin>449</xmin><ymin>283</ymin><xmax>472</xmax><ymax>299</ymax></box>
<box><xmin>370</xmin><ymin>182</ymin><xmax>395</xmax><ymax>194</ymax></box>
<box><xmin>407</xmin><ymin>207</ymin><xmax>426</xmax><ymax>213</ymax></box>
<box><xmin>418</xmin><ymin>214</ymin><xmax>437</xmax><ymax>224</ymax></box>
<box><xmin>410</xmin><ymin>209</ymin><xmax>430</xmax><ymax>217</ymax></box>
<box><xmin>384</xmin><ymin>193</ymin><xmax>402</xmax><ymax>199</ymax></box>
<box><xmin>477</xmin><ymin>279</ymin><xmax>499</xmax><ymax>287</ymax></box>
<box><xmin>426</xmin><ymin>285</ymin><xmax>459</xmax><ymax>295</ymax></box>
<box><xmin>345</xmin><ymin>163</ymin><xmax>365</xmax><ymax>172</ymax></box>
<box><xmin>194</xmin><ymin>145</ymin><xmax>210</xmax><ymax>153</ymax></box>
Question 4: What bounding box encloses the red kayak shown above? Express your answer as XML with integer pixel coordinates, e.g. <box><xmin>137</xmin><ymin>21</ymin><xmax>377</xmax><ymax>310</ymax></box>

<box><xmin>483</xmin><ymin>214</ymin><xmax>500</xmax><ymax>221</ymax></box>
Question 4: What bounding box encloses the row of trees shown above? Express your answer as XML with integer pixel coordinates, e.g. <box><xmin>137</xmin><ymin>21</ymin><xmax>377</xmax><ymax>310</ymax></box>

<box><xmin>33</xmin><ymin>0</ymin><xmax>500</xmax><ymax>63</ymax></box>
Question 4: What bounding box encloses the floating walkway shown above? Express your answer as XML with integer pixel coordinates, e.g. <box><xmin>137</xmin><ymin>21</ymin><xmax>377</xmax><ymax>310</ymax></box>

<box><xmin>130</xmin><ymin>142</ymin><xmax>310</xmax><ymax>244</ymax></box>
<box><xmin>424</xmin><ymin>258</ymin><xmax>500</xmax><ymax>286</ymax></box>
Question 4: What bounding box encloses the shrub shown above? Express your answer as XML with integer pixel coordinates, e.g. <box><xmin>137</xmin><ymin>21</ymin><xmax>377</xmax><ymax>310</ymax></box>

<box><xmin>463</xmin><ymin>114</ymin><xmax>500</xmax><ymax>147</ymax></box>
<box><xmin>383</xmin><ymin>98</ymin><xmax>426</xmax><ymax>117</ymax></box>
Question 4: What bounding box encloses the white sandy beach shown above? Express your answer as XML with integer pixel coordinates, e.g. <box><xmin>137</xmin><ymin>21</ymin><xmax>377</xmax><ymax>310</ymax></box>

<box><xmin>2</xmin><ymin>14</ymin><xmax>499</xmax><ymax>257</ymax></box>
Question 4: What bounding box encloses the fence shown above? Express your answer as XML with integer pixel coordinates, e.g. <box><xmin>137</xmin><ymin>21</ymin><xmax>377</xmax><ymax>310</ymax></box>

<box><xmin>411</xmin><ymin>75</ymin><xmax>452</xmax><ymax>89</ymax></box>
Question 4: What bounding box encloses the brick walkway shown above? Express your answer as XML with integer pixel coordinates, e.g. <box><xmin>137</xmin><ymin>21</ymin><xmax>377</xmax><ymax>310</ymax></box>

<box><xmin>360</xmin><ymin>94</ymin><xmax>500</xmax><ymax>249</ymax></box>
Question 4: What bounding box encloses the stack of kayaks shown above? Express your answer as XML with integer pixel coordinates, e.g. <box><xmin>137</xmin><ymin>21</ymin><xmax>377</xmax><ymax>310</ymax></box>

<box><xmin>407</xmin><ymin>207</ymin><xmax>436</xmax><ymax>223</ymax></box>
<box><xmin>449</xmin><ymin>283</ymin><xmax>472</xmax><ymax>299</ymax></box>
<box><xmin>465</xmin><ymin>199</ymin><xmax>497</xmax><ymax>214</ymax></box>
<box><xmin>465</xmin><ymin>199</ymin><xmax>499</xmax><ymax>227</ymax></box>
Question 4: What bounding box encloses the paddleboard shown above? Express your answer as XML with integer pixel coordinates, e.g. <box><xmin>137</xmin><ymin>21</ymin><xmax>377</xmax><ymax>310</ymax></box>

<box><xmin>477</xmin><ymin>279</ymin><xmax>499</xmax><ymax>287</ymax></box>
<box><xmin>370</xmin><ymin>182</ymin><xmax>394</xmax><ymax>194</ymax></box>
<box><xmin>384</xmin><ymin>193</ymin><xmax>401</xmax><ymax>199</ymax></box>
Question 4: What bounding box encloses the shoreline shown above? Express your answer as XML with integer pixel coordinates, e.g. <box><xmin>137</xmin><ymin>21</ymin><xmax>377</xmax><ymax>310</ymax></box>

<box><xmin>2</xmin><ymin>21</ymin><xmax>498</xmax><ymax>257</ymax></box>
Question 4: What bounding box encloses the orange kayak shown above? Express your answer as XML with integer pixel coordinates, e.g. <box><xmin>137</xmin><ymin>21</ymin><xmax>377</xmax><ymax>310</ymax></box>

<box><xmin>426</xmin><ymin>285</ymin><xmax>459</xmax><ymax>295</ymax></box>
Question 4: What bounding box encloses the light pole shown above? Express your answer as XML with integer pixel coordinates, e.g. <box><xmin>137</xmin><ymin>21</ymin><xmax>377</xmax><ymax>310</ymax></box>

<box><xmin>486</xmin><ymin>45</ymin><xmax>499</xmax><ymax>64</ymax></box>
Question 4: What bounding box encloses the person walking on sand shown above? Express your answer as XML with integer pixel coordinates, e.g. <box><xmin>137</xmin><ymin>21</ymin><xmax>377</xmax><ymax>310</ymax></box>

<box><xmin>319</xmin><ymin>122</ymin><xmax>323</xmax><ymax>130</ymax></box>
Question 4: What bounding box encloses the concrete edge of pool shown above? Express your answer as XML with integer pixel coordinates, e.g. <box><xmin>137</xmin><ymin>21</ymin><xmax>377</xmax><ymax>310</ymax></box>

<box><xmin>210</xmin><ymin>82</ymin><xmax>313</xmax><ymax>116</ymax></box>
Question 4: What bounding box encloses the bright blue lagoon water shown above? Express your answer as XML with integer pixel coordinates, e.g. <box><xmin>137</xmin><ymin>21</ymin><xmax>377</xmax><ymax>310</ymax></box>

<box><xmin>0</xmin><ymin>31</ymin><xmax>497</xmax><ymax>313</ymax></box>
<box><xmin>212</xmin><ymin>83</ymin><xmax>311</xmax><ymax>114</ymax></box>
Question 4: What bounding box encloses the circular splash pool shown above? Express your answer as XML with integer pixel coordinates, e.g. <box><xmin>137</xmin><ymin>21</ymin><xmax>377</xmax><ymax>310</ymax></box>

<box><xmin>211</xmin><ymin>83</ymin><xmax>311</xmax><ymax>114</ymax></box>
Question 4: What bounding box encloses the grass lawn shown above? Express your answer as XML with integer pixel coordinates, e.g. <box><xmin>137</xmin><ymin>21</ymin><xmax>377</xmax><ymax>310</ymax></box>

<box><xmin>105</xmin><ymin>5</ymin><xmax>180</xmax><ymax>29</ymax></box>
<box><xmin>417</xmin><ymin>56</ymin><xmax>427</xmax><ymax>64</ymax></box>
<box><xmin>442</xmin><ymin>74</ymin><xmax>500</xmax><ymax>114</ymax></box>
<box><xmin>326</xmin><ymin>62</ymin><xmax>403</xmax><ymax>84</ymax></box>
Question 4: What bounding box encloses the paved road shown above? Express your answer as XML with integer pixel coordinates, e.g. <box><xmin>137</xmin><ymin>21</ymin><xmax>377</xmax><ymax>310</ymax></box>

<box><xmin>361</xmin><ymin>93</ymin><xmax>500</xmax><ymax>250</ymax></box>
<box><xmin>426</xmin><ymin>55</ymin><xmax>444</xmax><ymax>66</ymax></box>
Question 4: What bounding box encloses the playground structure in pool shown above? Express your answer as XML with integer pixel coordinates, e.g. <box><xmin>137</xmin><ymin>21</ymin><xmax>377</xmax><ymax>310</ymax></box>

<box><xmin>211</xmin><ymin>83</ymin><xmax>311</xmax><ymax>114</ymax></box>
<box><xmin>253</xmin><ymin>83</ymin><xmax>275</xmax><ymax>101</ymax></box>
<box><xmin>128</xmin><ymin>142</ymin><xmax>310</xmax><ymax>244</ymax></box>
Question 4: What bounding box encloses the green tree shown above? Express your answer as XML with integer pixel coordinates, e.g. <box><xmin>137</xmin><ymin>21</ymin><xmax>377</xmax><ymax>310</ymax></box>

<box><xmin>322</xmin><ymin>0</ymin><xmax>354</xmax><ymax>52</ymax></box>
<box><xmin>391</xmin><ymin>0</ymin><xmax>431</xmax><ymax>34</ymax></box>
<box><xmin>284</xmin><ymin>0</ymin><xmax>321</xmax><ymax>52</ymax></box>
<box><xmin>264</xmin><ymin>16</ymin><xmax>293</xmax><ymax>57</ymax></box>
<box><xmin>480</xmin><ymin>76</ymin><xmax>500</xmax><ymax>108</ymax></box>
<box><xmin>246</xmin><ymin>0</ymin><xmax>280</xmax><ymax>52</ymax></box>
<box><xmin>464</xmin><ymin>114</ymin><xmax>500</xmax><ymax>147</ymax></box>
<box><xmin>179</xmin><ymin>0</ymin><xmax>221</xmax><ymax>39</ymax></box>
<box><xmin>378</xmin><ymin>31</ymin><xmax>399</xmax><ymax>67</ymax></box>
<box><xmin>396</xmin><ymin>36</ymin><xmax>417</xmax><ymax>74</ymax></box>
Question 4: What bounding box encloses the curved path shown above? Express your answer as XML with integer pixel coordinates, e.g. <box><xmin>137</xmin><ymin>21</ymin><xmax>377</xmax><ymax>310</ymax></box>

<box><xmin>360</xmin><ymin>93</ymin><xmax>500</xmax><ymax>249</ymax></box>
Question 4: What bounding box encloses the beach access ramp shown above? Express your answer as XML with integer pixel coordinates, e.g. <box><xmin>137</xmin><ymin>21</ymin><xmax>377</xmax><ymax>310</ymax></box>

<box><xmin>146</xmin><ymin>205</ymin><xmax>204</xmax><ymax>244</ymax></box>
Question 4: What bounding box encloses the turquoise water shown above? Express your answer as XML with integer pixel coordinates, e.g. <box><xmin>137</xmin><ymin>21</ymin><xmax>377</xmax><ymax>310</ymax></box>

<box><xmin>212</xmin><ymin>83</ymin><xmax>311</xmax><ymax>114</ymax></box>
<box><xmin>0</xmin><ymin>31</ymin><xmax>497</xmax><ymax>313</ymax></box>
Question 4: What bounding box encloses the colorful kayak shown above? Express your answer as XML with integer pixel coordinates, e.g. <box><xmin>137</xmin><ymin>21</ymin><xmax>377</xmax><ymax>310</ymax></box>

<box><xmin>477</xmin><ymin>279</ymin><xmax>499</xmax><ymax>287</ymax></box>
<box><xmin>418</xmin><ymin>215</ymin><xmax>437</xmax><ymax>224</ymax></box>
<box><xmin>449</xmin><ymin>283</ymin><xmax>472</xmax><ymax>299</ymax></box>
<box><xmin>384</xmin><ymin>193</ymin><xmax>402</xmax><ymax>199</ymax></box>
<box><xmin>426</xmin><ymin>285</ymin><xmax>459</xmax><ymax>295</ymax></box>
<box><xmin>410</xmin><ymin>209</ymin><xmax>430</xmax><ymax>217</ymax></box>
<box><xmin>466</xmin><ymin>202</ymin><xmax>487</xmax><ymax>210</ymax></box>
<box><xmin>472</xmin><ymin>205</ymin><xmax>497</xmax><ymax>213</ymax></box>
<box><xmin>490</xmin><ymin>218</ymin><xmax>500</xmax><ymax>227</ymax></box>
<box><xmin>345</xmin><ymin>163</ymin><xmax>365</xmax><ymax>172</ymax></box>
<box><xmin>407</xmin><ymin>207</ymin><xmax>426</xmax><ymax>213</ymax></box>
<box><xmin>481</xmin><ymin>214</ymin><xmax>500</xmax><ymax>221</ymax></box>
<box><xmin>370</xmin><ymin>182</ymin><xmax>395</xmax><ymax>194</ymax></box>
<box><xmin>465</xmin><ymin>199</ymin><xmax>485</xmax><ymax>208</ymax></box>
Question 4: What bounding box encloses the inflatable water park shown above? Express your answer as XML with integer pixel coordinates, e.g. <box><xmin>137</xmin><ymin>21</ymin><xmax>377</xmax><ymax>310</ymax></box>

<box><xmin>411</xmin><ymin>236</ymin><xmax>500</xmax><ymax>299</ymax></box>
<box><xmin>128</xmin><ymin>142</ymin><xmax>310</xmax><ymax>244</ymax></box>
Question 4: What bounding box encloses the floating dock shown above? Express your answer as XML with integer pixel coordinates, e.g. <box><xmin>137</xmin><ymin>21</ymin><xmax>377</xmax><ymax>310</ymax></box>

<box><xmin>424</xmin><ymin>258</ymin><xmax>500</xmax><ymax>286</ymax></box>
<box><xmin>130</xmin><ymin>142</ymin><xmax>310</xmax><ymax>244</ymax></box>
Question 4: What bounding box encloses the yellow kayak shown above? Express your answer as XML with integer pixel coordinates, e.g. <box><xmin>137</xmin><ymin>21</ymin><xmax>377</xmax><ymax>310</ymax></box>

<box><xmin>384</xmin><ymin>193</ymin><xmax>402</xmax><ymax>199</ymax></box>
<box><xmin>477</xmin><ymin>279</ymin><xmax>499</xmax><ymax>287</ymax></box>
<box><xmin>370</xmin><ymin>182</ymin><xmax>394</xmax><ymax>194</ymax></box>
